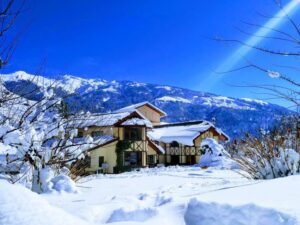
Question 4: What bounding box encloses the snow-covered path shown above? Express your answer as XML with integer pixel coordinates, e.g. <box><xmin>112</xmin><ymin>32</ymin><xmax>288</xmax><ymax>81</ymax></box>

<box><xmin>1</xmin><ymin>166</ymin><xmax>300</xmax><ymax>225</ymax></box>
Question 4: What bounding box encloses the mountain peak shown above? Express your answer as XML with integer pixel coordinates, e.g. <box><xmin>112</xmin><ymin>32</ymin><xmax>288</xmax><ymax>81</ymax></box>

<box><xmin>1</xmin><ymin>71</ymin><xmax>292</xmax><ymax>137</ymax></box>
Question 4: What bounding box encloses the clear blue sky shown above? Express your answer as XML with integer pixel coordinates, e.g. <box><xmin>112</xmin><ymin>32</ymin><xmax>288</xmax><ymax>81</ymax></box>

<box><xmin>3</xmin><ymin>0</ymin><xmax>300</xmax><ymax>107</ymax></box>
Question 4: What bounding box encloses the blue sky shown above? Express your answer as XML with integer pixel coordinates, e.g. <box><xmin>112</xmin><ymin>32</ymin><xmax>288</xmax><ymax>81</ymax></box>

<box><xmin>3</xmin><ymin>0</ymin><xmax>300</xmax><ymax>107</ymax></box>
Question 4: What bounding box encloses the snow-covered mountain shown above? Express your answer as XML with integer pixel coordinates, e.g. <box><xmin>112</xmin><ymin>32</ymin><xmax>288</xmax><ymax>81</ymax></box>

<box><xmin>1</xmin><ymin>71</ymin><xmax>292</xmax><ymax>138</ymax></box>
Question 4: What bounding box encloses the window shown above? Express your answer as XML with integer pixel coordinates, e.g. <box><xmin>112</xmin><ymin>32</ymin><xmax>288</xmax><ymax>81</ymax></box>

<box><xmin>124</xmin><ymin>152</ymin><xmax>142</xmax><ymax>166</ymax></box>
<box><xmin>92</xmin><ymin>131</ymin><xmax>104</xmax><ymax>137</ymax></box>
<box><xmin>98</xmin><ymin>156</ymin><xmax>104</xmax><ymax>167</ymax></box>
<box><xmin>124</xmin><ymin>128</ymin><xmax>142</xmax><ymax>140</ymax></box>
<box><xmin>147</xmin><ymin>155</ymin><xmax>155</xmax><ymax>165</ymax></box>
<box><xmin>170</xmin><ymin>141</ymin><xmax>179</xmax><ymax>148</ymax></box>
<box><xmin>170</xmin><ymin>155</ymin><xmax>180</xmax><ymax>165</ymax></box>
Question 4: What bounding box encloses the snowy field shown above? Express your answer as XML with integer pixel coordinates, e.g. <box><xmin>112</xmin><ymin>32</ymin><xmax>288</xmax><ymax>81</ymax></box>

<box><xmin>1</xmin><ymin>166</ymin><xmax>300</xmax><ymax>225</ymax></box>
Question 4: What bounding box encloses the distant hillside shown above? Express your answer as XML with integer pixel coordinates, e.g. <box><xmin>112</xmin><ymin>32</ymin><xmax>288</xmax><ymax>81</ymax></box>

<box><xmin>1</xmin><ymin>71</ymin><xmax>292</xmax><ymax>138</ymax></box>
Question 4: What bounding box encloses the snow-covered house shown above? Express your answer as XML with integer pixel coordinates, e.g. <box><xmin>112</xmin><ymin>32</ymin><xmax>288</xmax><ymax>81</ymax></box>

<box><xmin>114</xmin><ymin>101</ymin><xmax>167</xmax><ymax>125</ymax></box>
<box><xmin>75</xmin><ymin>102</ymin><xmax>228</xmax><ymax>173</ymax></box>
<box><xmin>148</xmin><ymin>121</ymin><xmax>229</xmax><ymax>165</ymax></box>
<box><xmin>72</xmin><ymin>107</ymin><xmax>163</xmax><ymax>174</ymax></box>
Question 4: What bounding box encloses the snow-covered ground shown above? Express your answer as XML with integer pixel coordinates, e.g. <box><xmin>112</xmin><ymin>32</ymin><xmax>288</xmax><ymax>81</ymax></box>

<box><xmin>1</xmin><ymin>166</ymin><xmax>300</xmax><ymax>225</ymax></box>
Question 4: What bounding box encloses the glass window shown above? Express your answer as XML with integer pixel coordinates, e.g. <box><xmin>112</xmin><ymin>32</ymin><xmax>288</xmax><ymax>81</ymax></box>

<box><xmin>170</xmin><ymin>141</ymin><xmax>179</xmax><ymax>147</ymax></box>
<box><xmin>124</xmin><ymin>128</ymin><xmax>142</xmax><ymax>140</ymax></box>
<box><xmin>124</xmin><ymin>152</ymin><xmax>142</xmax><ymax>166</ymax></box>
<box><xmin>147</xmin><ymin>155</ymin><xmax>155</xmax><ymax>165</ymax></box>
<box><xmin>98</xmin><ymin>156</ymin><xmax>104</xmax><ymax>167</ymax></box>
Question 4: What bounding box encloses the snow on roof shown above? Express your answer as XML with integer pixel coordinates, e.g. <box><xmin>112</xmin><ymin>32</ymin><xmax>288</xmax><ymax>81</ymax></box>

<box><xmin>115</xmin><ymin>101</ymin><xmax>167</xmax><ymax>116</ymax></box>
<box><xmin>215</xmin><ymin>127</ymin><xmax>230</xmax><ymax>141</ymax></box>
<box><xmin>148</xmin><ymin>121</ymin><xmax>212</xmax><ymax>146</ymax></box>
<box><xmin>148</xmin><ymin>139</ymin><xmax>165</xmax><ymax>154</ymax></box>
<box><xmin>68</xmin><ymin>108</ymin><xmax>154</xmax><ymax>129</ymax></box>
<box><xmin>121</xmin><ymin>117</ymin><xmax>153</xmax><ymax>128</ymax></box>
<box><xmin>69</xmin><ymin>111</ymin><xmax>131</xmax><ymax>128</ymax></box>
<box><xmin>148</xmin><ymin>121</ymin><xmax>228</xmax><ymax>146</ymax></box>
<box><xmin>69</xmin><ymin>109</ymin><xmax>153</xmax><ymax>129</ymax></box>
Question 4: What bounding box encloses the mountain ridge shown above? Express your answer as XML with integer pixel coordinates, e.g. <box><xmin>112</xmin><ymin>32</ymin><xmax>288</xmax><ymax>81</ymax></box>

<box><xmin>1</xmin><ymin>71</ymin><xmax>292</xmax><ymax>138</ymax></box>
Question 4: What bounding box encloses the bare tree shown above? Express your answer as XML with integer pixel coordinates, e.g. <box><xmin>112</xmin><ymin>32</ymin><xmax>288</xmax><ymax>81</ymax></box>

<box><xmin>0</xmin><ymin>1</ymin><xmax>101</xmax><ymax>192</ymax></box>
<box><xmin>217</xmin><ymin>0</ymin><xmax>300</xmax><ymax>179</ymax></box>
<box><xmin>215</xmin><ymin>0</ymin><xmax>300</xmax><ymax>109</ymax></box>
<box><xmin>230</xmin><ymin>128</ymin><xmax>300</xmax><ymax>179</ymax></box>
<box><xmin>0</xmin><ymin>0</ymin><xmax>26</xmax><ymax>68</ymax></box>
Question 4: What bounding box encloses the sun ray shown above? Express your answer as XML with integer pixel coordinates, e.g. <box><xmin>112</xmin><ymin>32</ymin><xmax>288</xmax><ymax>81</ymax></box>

<box><xmin>202</xmin><ymin>0</ymin><xmax>300</xmax><ymax>90</ymax></box>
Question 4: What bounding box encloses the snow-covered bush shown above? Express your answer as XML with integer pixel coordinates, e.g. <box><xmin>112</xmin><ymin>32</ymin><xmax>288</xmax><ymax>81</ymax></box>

<box><xmin>233</xmin><ymin>131</ymin><xmax>300</xmax><ymax>179</ymax></box>
<box><xmin>0</xmin><ymin>1</ymin><xmax>91</xmax><ymax>193</ymax></box>
<box><xmin>31</xmin><ymin>167</ymin><xmax>77</xmax><ymax>193</ymax></box>
<box><xmin>0</xmin><ymin>81</ymin><xmax>98</xmax><ymax>192</ymax></box>
<box><xmin>50</xmin><ymin>174</ymin><xmax>77</xmax><ymax>193</ymax></box>
<box><xmin>198</xmin><ymin>138</ymin><xmax>237</xmax><ymax>169</ymax></box>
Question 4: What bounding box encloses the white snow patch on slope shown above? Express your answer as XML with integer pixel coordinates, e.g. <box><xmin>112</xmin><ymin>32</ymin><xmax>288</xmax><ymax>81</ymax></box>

<box><xmin>102</xmin><ymin>86</ymin><xmax>118</xmax><ymax>93</ymax></box>
<box><xmin>129</xmin><ymin>82</ymin><xmax>146</xmax><ymax>87</ymax></box>
<box><xmin>155</xmin><ymin>86</ymin><xmax>172</xmax><ymax>91</ymax></box>
<box><xmin>61</xmin><ymin>75</ymin><xmax>107</xmax><ymax>93</ymax></box>
<box><xmin>202</xmin><ymin>96</ymin><xmax>255</xmax><ymax>110</ymax></box>
<box><xmin>60</xmin><ymin>75</ymin><xmax>85</xmax><ymax>93</ymax></box>
<box><xmin>241</xmin><ymin>98</ymin><xmax>269</xmax><ymax>105</ymax></box>
<box><xmin>1</xmin><ymin>71</ymin><xmax>55</xmax><ymax>88</ymax></box>
<box><xmin>103</xmin><ymin>97</ymin><xmax>110</xmax><ymax>102</ymax></box>
<box><xmin>0</xmin><ymin>71</ymin><xmax>108</xmax><ymax>94</ymax></box>
<box><xmin>156</xmin><ymin>96</ymin><xmax>192</xmax><ymax>103</ymax></box>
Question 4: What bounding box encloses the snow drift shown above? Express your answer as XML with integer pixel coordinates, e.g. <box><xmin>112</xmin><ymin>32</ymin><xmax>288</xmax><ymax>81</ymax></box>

<box><xmin>184</xmin><ymin>198</ymin><xmax>298</xmax><ymax>225</ymax></box>
<box><xmin>34</xmin><ymin>167</ymin><xmax>77</xmax><ymax>193</ymax></box>
<box><xmin>106</xmin><ymin>208</ymin><xmax>157</xmax><ymax>223</ymax></box>
<box><xmin>0</xmin><ymin>180</ymin><xmax>87</xmax><ymax>225</ymax></box>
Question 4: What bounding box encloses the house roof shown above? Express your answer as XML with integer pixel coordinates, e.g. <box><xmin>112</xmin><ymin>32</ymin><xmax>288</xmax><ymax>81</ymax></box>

<box><xmin>120</xmin><ymin>117</ymin><xmax>153</xmax><ymax>128</ymax></box>
<box><xmin>69</xmin><ymin>111</ymin><xmax>131</xmax><ymax>128</ymax></box>
<box><xmin>69</xmin><ymin>110</ymin><xmax>152</xmax><ymax>129</ymax></box>
<box><xmin>147</xmin><ymin>138</ymin><xmax>165</xmax><ymax>154</ymax></box>
<box><xmin>148</xmin><ymin>121</ymin><xmax>229</xmax><ymax>146</ymax></box>
<box><xmin>115</xmin><ymin>101</ymin><xmax>167</xmax><ymax>117</ymax></box>
<box><xmin>154</xmin><ymin>120</ymin><xmax>206</xmax><ymax>128</ymax></box>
